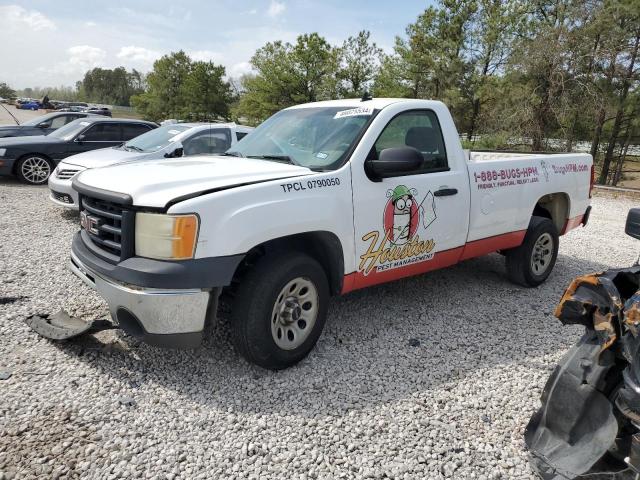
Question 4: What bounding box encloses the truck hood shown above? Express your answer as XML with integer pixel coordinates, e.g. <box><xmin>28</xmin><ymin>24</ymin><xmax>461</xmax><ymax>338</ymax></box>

<box><xmin>62</xmin><ymin>147</ymin><xmax>140</xmax><ymax>168</ymax></box>
<box><xmin>75</xmin><ymin>156</ymin><xmax>313</xmax><ymax>208</ymax></box>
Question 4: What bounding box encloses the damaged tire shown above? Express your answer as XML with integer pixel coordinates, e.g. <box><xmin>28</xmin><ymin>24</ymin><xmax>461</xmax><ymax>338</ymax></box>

<box><xmin>506</xmin><ymin>216</ymin><xmax>559</xmax><ymax>287</ymax></box>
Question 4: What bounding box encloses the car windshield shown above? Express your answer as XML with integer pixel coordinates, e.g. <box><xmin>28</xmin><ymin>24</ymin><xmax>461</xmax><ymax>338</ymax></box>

<box><xmin>123</xmin><ymin>124</ymin><xmax>191</xmax><ymax>152</ymax></box>
<box><xmin>48</xmin><ymin>119</ymin><xmax>92</xmax><ymax>140</ymax></box>
<box><xmin>21</xmin><ymin>113</ymin><xmax>57</xmax><ymax>126</ymax></box>
<box><xmin>228</xmin><ymin>106</ymin><xmax>375</xmax><ymax>170</ymax></box>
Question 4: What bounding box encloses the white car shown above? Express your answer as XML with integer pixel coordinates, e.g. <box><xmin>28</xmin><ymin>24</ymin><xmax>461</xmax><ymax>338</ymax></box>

<box><xmin>56</xmin><ymin>98</ymin><xmax>592</xmax><ymax>369</ymax></box>
<box><xmin>48</xmin><ymin>122</ymin><xmax>253</xmax><ymax>209</ymax></box>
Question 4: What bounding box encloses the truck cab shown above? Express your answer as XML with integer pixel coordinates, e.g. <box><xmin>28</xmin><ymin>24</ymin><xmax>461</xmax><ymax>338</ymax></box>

<box><xmin>63</xmin><ymin>98</ymin><xmax>593</xmax><ymax>369</ymax></box>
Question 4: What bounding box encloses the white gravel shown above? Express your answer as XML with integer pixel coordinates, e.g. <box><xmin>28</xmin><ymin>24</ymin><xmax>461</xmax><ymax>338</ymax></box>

<box><xmin>0</xmin><ymin>180</ymin><xmax>637</xmax><ymax>480</ymax></box>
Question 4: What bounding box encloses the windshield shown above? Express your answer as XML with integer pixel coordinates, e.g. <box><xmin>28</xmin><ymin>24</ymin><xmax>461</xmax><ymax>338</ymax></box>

<box><xmin>123</xmin><ymin>124</ymin><xmax>191</xmax><ymax>152</ymax></box>
<box><xmin>229</xmin><ymin>106</ymin><xmax>374</xmax><ymax>170</ymax></box>
<box><xmin>22</xmin><ymin>112</ymin><xmax>58</xmax><ymax>126</ymax></box>
<box><xmin>48</xmin><ymin>119</ymin><xmax>92</xmax><ymax>140</ymax></box>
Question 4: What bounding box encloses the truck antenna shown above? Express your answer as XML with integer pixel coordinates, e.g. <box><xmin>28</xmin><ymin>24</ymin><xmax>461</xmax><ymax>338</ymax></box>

<box><xmin>361</xmin><ymin>91</ymin><xmax>372</xmax><ymax>102</ymax></box>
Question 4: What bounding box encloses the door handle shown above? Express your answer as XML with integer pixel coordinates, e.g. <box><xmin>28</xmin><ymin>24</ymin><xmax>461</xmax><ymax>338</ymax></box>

<box><xmin>434</xmin><ymin>188</ymin><xmax>458</xmax><ymax>197</ymax></box>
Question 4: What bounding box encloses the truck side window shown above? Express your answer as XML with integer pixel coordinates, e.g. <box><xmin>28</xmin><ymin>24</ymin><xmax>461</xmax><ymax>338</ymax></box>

<box><xmin>373</xmin><ymin>110</ymin><xmax>448</xmax><ymax>174</ymax></box>
<box><xmin>236</xmin><ymin>132</ymin><xmax>248</xmax><ymax>141</ymax></box>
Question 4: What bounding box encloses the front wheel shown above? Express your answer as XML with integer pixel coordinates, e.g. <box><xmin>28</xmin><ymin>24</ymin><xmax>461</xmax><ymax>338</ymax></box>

<box><xmin>16</xmin><ymin>155</ymin><xmax>53</xmax><ymax>185</ymax></box>
<box><xmin>505</xmin><ymin>216</ymin><xmax>559</xmax><ymax>287</ymax></box>
<box><xmin>230</xmin><ymin>252</ymin><xmax>329</xmax><ymax>369</ymax></box>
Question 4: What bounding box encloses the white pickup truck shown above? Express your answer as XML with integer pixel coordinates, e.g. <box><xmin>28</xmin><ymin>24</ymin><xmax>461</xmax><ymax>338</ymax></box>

<box><xmin>64</xmin><ymin>98</ymin><xmax>593</xmax><ymax>369</ymax></box>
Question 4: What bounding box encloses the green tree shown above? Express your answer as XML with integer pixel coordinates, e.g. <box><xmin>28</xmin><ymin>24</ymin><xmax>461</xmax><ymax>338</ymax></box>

<box><xmin>0</xmin><ymin>82</ymin><xmax>16</xmax><ymax>99</ymax></box>
<box><xmin>182</xmin><ymin>61</ymin><xmax>232</xmax><ymax>121</ymax></box>
<box><xmin>336</xmin><ymin>30</ymin><xmax>382</xmax><ymax>97</ymax></box>
<box><xmin>373</xmin><ymin>0</ymin><xmax>476</xmax><ymax>111</ymax></box>
<box><xmin>235</xmin><ymin>33</ymin><xmax>338</xmax><ymax>123</ymax></box>
<box><xmin>78</xmin><ymin>67</ymin><xmax>145</xmax><ymax>106</ymax></box>
<box><xmin>131</xmin><ymin>51</ymin><xmax>193</xmax><ymax>120</ymax></box>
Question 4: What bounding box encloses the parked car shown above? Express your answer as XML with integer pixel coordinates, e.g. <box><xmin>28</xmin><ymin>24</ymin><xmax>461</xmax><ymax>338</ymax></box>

<box><xmin>49</xmin><ymin>122</ymin><xmax>253</xmax><ymax>209</ymax></box>
<box><xmin>17</xmin><ymin>100</ymin><xmax>40</xmax><ymax>110</ymax></box>
<box><xmin>33</xmin><ymin>98</ymin><xmax>593</xmax><ymax>369</ymax></box>
<box><xmin>0</xmin><ymin>112</ymin><xmax>98</xmax><ymax>138</ymax></box>
<box><xmin>82</xmin><ymin>107</ymin><xmax>112</xmax><ymax>117</ymax></box>
<box><xmin>0</xmin><ymin>117</ymin><xmax>157</xmax><ymax>185</ymax></box>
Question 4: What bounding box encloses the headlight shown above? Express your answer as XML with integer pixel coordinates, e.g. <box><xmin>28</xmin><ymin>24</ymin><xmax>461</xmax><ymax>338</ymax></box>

<box><xmin>135</xmin><ymin>213</ymin><xmax>199</xmax><ymax>260</ymax></box>
<box><xmin>0</xmin><ymin>148</ymin><xmax>6</xmax><ymax>156</ymax></box>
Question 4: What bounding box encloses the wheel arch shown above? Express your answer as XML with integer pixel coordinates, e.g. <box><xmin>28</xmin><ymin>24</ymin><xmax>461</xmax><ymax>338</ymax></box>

<box><xmin>532</xmin><ymin>192</ymin><xmax>570</xmax><ymax>233</ymax></box>
<box><xmin>231</xmin><ymin>231</ymin><xmax>345</xmax><ymax>296</ymax></box>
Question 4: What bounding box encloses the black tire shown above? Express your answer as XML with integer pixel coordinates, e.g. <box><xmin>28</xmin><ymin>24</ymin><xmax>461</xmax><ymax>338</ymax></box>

<box><xmin>505</xmin><ymin>216</ymin><xmax>559</xmax><ymax>287</ymax></box>
<box><xmin>230</xmin><ymin>251</ymin><xmax>329</xmax><ymax>370</ymax></box>
<box><xmin>15</xmin><ymin>154</ymin><xmax>53</xmax><ymax>185</ymax></box>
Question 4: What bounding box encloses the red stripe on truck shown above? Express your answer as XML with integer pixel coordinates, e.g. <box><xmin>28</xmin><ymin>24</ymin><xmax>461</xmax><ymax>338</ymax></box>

<box><xmin>342</xmin><ymin>229</ymin><xmax>526</xmax><ymax>294</ymax></box>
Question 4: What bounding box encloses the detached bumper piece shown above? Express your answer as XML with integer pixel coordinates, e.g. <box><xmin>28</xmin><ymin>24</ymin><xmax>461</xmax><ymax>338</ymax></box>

<box><xmin>25</xmin><ymin>310</ymin><xmax>116</xmax><ymax>340</ymax></box>
<box><xmin>526</xmin><ymin>267</ymin><xmax>640</xmax><ymax>479</ymax></box>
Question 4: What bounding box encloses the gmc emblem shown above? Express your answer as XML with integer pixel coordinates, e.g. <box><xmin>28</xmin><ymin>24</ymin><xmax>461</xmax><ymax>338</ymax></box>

<box><xmin>80</xmin><ymin>211</ymin><xmax>101</xmax><ymax>235</ymax></box>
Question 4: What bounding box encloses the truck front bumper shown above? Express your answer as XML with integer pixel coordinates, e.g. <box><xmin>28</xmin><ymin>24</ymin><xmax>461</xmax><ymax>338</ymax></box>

<box><xmin>69</xmin><ymin>250</ymin><xmax>213</xmax><ymax>348</ymax></box>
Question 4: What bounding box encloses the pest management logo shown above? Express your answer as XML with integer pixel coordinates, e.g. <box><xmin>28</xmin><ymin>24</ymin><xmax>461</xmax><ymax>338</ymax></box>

<box><xmin>358</xmin><ymin>185</ymin><xmax>437</xmax><ymax>276</ymax></box>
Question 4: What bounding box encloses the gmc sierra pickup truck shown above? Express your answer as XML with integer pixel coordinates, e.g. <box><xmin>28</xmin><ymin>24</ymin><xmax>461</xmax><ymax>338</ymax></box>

<box><xmin>58</xmin><ymin>98</ymin><xmax>593</xmax><ymax>369</ymax></box>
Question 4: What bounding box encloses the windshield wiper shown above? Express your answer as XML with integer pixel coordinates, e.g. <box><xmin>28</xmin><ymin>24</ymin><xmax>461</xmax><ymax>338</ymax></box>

<box><xmin>223</xmin><ymin>151</ymin><xmax>243</xmax><ymax>157</ymax></box>
<box><xmin>126</xmin><ymin>145</ymin><xmax>144</xmax><ymax>152</ymax></box>
<box><xmin>248</xmin><ymin>155</ymin><xmax>298</xmax><ymax>165</ymax></box>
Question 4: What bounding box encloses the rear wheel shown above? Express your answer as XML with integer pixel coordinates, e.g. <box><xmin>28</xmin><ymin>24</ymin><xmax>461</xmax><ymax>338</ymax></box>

<box><xmin>16</xmin><ymin>155</ymin><xmax>53</xmax><ymax>185</ymax></box>
<box><xmin>505</xmin><ymin>216</ymin><xmax>559</xmax><ymax>287</ymax></box>
<box><xmin>230</xmin><ymin>251</ymin><xmax>329</xmax><ymax>370</ymax></box>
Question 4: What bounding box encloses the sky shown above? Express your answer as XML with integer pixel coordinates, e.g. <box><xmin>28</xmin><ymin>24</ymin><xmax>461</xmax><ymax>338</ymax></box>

<box><xmin>0</xmin><ymin>1</ymin><xmax>434</xmax><ymax>89</ymax></box>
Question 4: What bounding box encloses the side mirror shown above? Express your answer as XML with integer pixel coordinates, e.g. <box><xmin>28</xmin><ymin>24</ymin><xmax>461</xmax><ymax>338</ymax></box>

<box><xmin>626</xmin><ymin>208</ymin><xmax>640</xmax><ymax>240</ymax></box>
<box><xmin>164</xmin><ymin>145</ymin><xmax>184</xmax><ymax>158</ymax></box>
<box><xmin>366</xmin><ymin>147</ymin><xmax>423</xmax><ymax>180</ymax></box>
<box><xmin>38</xmin><ymin>122</ymin><xmax>51</xmax><ymax>129</ymax></box>
<box><xmin>76</xmin><ymin>134</ymin><xmax>86</xmax><ymax>142</ymax></box>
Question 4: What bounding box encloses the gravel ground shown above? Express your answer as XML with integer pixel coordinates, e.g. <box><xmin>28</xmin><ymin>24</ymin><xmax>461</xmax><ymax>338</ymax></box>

<box><xmin>0</xmin><ymin>181</ymin><xmax>637</xmax><ymax>480</ymax></box>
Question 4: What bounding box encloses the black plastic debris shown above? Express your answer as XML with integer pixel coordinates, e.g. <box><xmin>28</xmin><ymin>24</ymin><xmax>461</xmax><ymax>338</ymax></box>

<box><xmin>526</xmin><ymin>267</ymin><xmax>640</xmax><ymax>479</ymax></box>
<box><xmin>24</xmin><ymin>310</ymin><xmax>116</xmax><ymax>341</ymax></box>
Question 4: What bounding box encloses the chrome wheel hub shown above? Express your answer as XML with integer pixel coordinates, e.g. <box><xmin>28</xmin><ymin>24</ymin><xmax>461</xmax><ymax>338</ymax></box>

<box><xmin>531</xmin><ymin>232</ymin><xmax>553</xmax><ymax>275</ymax></box>
<box><xmin>21</xmin><ymin>157</ymin><xmax>50</xmax><ymax>184</ymax></box>
<box><xmin>271</xmin><ymin>277</ymin><xmax>318</xmax><ymax>350</ymax></box>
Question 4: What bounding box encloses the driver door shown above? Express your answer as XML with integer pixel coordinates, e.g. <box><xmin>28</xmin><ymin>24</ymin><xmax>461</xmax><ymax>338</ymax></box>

<box><xmin>350</xmin><ymin>109</ymin><xmax>470</xmax><ymax>290</ymax></box>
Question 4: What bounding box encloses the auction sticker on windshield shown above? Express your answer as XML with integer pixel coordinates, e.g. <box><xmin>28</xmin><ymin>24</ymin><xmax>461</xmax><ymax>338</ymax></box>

<box><xmin>334</xmin><ymin>106</ymin><xmax>374</xmax><ymax>119</ymax></box>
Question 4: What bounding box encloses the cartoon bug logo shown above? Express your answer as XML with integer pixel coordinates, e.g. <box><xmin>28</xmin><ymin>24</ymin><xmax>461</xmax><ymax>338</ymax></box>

<box><xmin>358</xmin><ymin>185</ymin><xmax>438</xmax><ymax>276</ymax></box>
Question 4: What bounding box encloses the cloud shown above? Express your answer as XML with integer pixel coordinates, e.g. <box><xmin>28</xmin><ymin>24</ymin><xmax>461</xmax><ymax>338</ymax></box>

<box><xmin>67</xmin><ymin>45</ymin><xmax>106</xmax><ymax>69</ymax></box>
<box><xmin>0</xmin><ymin>5</ymin><xmax>55</xmax><ymax>30</ymax></box>
<box><xmin>267</xmin><ymin>1</ymin><xmax>285</xmax><ymax>18</ymax></box>
<box><xmin>84</xmin><ymin>21</ymin><xmax>97</xmax><ymax>27</ymax></box>
<box><xmin>117</xmin><ymin>46</ymin><xmax>160</xmax><ymax>64</ymax></box>
<box><xmin>189</xmin><ymin>50</ymin><xmax>223</xmax><ymax>63</ymax></box>
<box><xmin>228</xmin><ymin>62</ymin><xmax>253</xmax><ymax>77</ymax></box>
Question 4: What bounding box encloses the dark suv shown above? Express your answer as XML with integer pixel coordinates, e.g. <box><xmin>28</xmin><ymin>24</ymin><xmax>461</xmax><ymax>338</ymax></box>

<box><xmin>0</xmin><ymin>117</ymin><xmax>157</xmax><ymax>184</ymax></box>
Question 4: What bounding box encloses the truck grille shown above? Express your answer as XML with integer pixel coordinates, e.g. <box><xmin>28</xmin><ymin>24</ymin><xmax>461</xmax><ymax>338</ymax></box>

<box><xmin>80</xmin><ymin>196</ymin><xmax>135</xmax><ymax>263</ymax></box>
<box><xmin>56</xmin><ymin>168</ymin><xmax>82</xmax><ymax>180</ymax></box>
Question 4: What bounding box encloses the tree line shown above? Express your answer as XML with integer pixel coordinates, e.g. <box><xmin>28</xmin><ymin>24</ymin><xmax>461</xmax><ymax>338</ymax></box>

<box><xmin>6</xmin><ymin>0</ymin><xmax>639</xmax><ymax>185</ymax></box>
